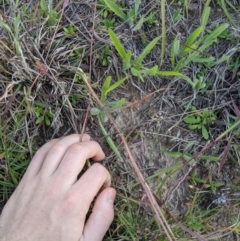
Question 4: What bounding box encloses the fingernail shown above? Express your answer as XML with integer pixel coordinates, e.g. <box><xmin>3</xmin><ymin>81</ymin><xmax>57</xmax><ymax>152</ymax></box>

<box><xmin>107</xmin><ymin>189</ymin><xmax>116</xmax><ymax>203</ymax></box>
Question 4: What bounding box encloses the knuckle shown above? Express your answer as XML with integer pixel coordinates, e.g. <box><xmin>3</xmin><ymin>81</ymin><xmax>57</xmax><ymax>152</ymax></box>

<box><xmin>68</xmin><ymin>143</ymin><xmax>87</xmax><ymax>155</ymax></box>
<box><xmin>60</xmin><ymin>193</ymin><xmax>80</xmax><ymax>212</ymax></box>
<box><xmin>81</xmin><ymin>133</ymin><xmax>91</xmax><ymax>141</ymax></box>
<box><xmin>91</xmin><ymin>163</ymin><xmax>110</xmax><ymax>179</ymax></box>
<box><xmin>49</xmin><ymin>143</ymin><xmax>66</xmax><ymax>155</ymax></box>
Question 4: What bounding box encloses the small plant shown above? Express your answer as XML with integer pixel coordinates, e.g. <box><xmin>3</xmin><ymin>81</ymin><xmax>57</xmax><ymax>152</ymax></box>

<box><xmin>96</xmin><ymin>46</ymin><xmax>111</xmax><ymax>66</ymax></box>
<box><xmin>40</xmin><ymin>0</ymin><xmax>59</xmax><ymax>26</ymax></box>
<box><xmin>90</xmin><ymin>75</ymin><xmax>128</xmax><ymax>159</ymax></box>
<box><xmin>184</xmin><ymin>106</ymin><xmax>217</xmax><ymax>139</ymax></box>
<box><xmin>109</xmin><ymin>29</ymin><xmax>194</xmax><ymax>85</ymax></box>
<box><xmin>103</xmin><ymin>0</ymin><xmax>145</xmax><ymax>31</ymax></box>
<box><xmin>64</xmin><ymin>25</ymin><xmax>76</xmax><ymax>35</ymax></box>
<box><xmin>34</xmin><ymin>104</ymin><xmax>54</xmax><ymax>126</ymax></box>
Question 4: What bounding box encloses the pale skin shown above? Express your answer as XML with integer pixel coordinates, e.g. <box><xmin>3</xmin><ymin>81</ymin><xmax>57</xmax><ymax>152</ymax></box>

<box><xmin>0</xmin><ymin>134</ymin><xmax>116</xmax><ymax>241</ymax></box>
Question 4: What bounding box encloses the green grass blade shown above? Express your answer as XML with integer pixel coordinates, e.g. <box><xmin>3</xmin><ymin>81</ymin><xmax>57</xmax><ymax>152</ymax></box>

<box><xmin>157</xmin><ymin>71</ymin><xmax>194</xmax><ymax>87</ymax></box>
<box><xmin>171</xmin><ymin>36</ymin><xmax>180</xmax><ymax>68</ymax></box>
<box><xmin>134</xmin><ymin>0</ymin><xmax>141</xmax><ymax>20</ymax></box>
<box><xmin>134</xmin><ymin>36</ymin><xmax>161</xmax><ymax>65</ymax></box>
<box><xmin>108</xmin><ymin>29</ymin><xmax>127</xmax><ymax>60</ymax></box>
<box><xmin>201</xmin><ymin>6</ymin><xmax>210</xmax><ymax>31</ymax></box>
<box><xmin>219</xmin><ymin>0</ymin><xmax>237</xmax><ymax>28</ymax></box>
<box><xmin>103</xmin><ymin>0</ymin><xmax>127</xmax><ymax>20</ymax></box>
<box><xmin>160</xmin><ymin>0</ymin><xmax>166</xmax><ymax>67</ymax></box>
<box><xmin>204</xmin><ymin>23</ymin><xmax>229</xmax><ymax>43</ymax></box>
<box><xmin>106</xmin><ymin>76</ymin><xmax>129</xmax><ymax>95</ymax></box>
<box><xmin>123</xmin><ymin>50</ymin><xmax>132</xmax><ymax>70</ymax></box>
<box><xmin>181</xmin><ymin>27</ymin><xmax>203</xmax><ymax>55</ymax></box>
<box><xmin>101</xmin><ymin>76</ymin><xmax>112</xmax><ymax>103</ymax></box>
<box><xmin>98</xmin><ymin>117</ymin><xmax>122</xmax><ymax>159</ymax></box>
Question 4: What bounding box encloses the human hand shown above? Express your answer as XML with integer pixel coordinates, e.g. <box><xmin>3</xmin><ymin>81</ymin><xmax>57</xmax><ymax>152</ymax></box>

<box><xmin>0</xmin><ymin>134</ymin><xmax>116</xmax><ymax>241</ymax></box>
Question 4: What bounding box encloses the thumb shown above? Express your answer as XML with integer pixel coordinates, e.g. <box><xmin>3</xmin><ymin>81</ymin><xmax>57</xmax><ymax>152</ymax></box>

<box><xmin>82</xmin><ymin>187</ymin><xmax>116</xmax><ymax>241</ymax></box>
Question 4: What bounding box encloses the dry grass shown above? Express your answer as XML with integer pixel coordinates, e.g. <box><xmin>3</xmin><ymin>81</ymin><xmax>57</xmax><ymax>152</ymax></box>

<box><xmin>1</xmin><ymin>0</ymin><xmax>240</xmax><ymax>240</ymax></box>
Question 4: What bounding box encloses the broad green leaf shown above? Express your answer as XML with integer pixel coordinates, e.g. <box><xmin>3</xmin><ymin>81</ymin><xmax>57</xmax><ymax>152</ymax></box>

<box><xmin>183</xmin><ymin>141</ymin><xmax>196</xmax><ymax>152</ymax></box>
<box><xmin>36</xmin><ymin>116</ymin><xmax>44</xmax><ymax>124</ymax></box>
<box><xmin>165</xmin><ymin>151</ymin><xmax>182</xmax><ymax>158</ymax></box>
<box><xmin>209</xmin><ymin>54</ymin><xmax>230</xmax><ymax>67</ymax></box>
<box><xmin>115</xmin><ymin>98</ymin><xmax>126</xmax><ymax>108</ymax></box>
<box><xmin>101</xmin><ymin>76</ymin><xmax>112</xmax><ymax>102</ymax></box>
<box><xmin>100</xmin><ymin>110</ymin><xmax>108</xmax><ymax>122</ymax></box>
<box><xmin>134</xmin><ymin>0</ymin><xmax>141</xmax><ymax>19</ymax></box>
<box><xmin>98</xmin><ymin>117</ymin><xmax>122</xmax><ymax>159</ymax></box>
<box><xmin>171</xmin><ymin>36</ymin><xmax>180</xmax><ymax>68</ymax></box>
<box><xmin>132</xmin><ymin>17</ymin><xmax>144</xmax><ymax>31</ymax></box>
<box><xmin>184</xmin><ymin>116</ymin><xmax>201</xmax><ymax>124</ymax></box>
<box><xmin>219</xmin><ymin>0</ymin><xmax>237</xmax><ymax>28</ymax></box>
<box><xmin>90</xmin><ymin>108</ymin><xmax>100</xmax><ymax>116</ymax></box>
<box><xmin>108</xmin><ymin>29</ymin><xmax>127</xmax><ymax>60</ymax></box>
<box><xmin>189</xmin><ymin>124</ymin><xmax>199</xmax><ymax>130</ymax></box>
<box><xmin>45</xmin><ymin>116</ymin><xmax>50</xmax><ymax>125</ymax></box>
<box><xmin>201</xmin><ymin>6</ymin><xmax>210</xmax><ymax>31</ymax></box>
<box><xmin>204</xmin><ymin>23</ymin><xmax>229</xmax><ymax>44</ymax></box>
<box><xmin>156</xmin><ymin>71</ymin><xmax>194</xmax><ymax>87</ymax></box>
<box><xmin>104</xmin><ymin>0</ymin><xmax>127</xmax><ymax>20</ymax></box>
<box><xmin>202</xmin><ymin>125</ymin><xmax>209</xmax><ymax>139</ymax></box>
<box><xmin>185</xmin><ymin>27</ymin><xmax>203</xmax><ymax>49</ymax></box>
<box><xmin>134</xmin><ymin>36</ymin><xmax>161</xmax><ymax>65</ymax></box>
<box><xmin>0</xmin><ymin>20</ymin><xmax>13</xmax><ymax>36</ymax></box>
<box><xmin>131</xmin><ymin>67</ymin><xmax>144</xmax><ymax>81</ymax></box>
<box><xmin>123</xmin><ymin>50</ymin><xmax>132</xmax><ymax>70</ymax></box>
<box><xmin>106</xmin><ymin>76</ymin><xmax>129</xmax><ymax>94</ymax></box>
<box><xmin>193</xmin><ymin>56</ymin><xmax>215</xmax><ymax>63</ymax></box>
<box><xmin>40</xmin><ymin>0</ymin><xmax>48</xmax><ymax>15</ymax></box>
<box><xmin>144</xmin><ymin>65</ymin><xmax>158</xmax><ymax>75</ymax></box>
<box><xmin>173</xmin><ymin>9</ymin><xmax>182</xmax><ymax>22</ymax></box>
<box><xmin>181</xmin><ymin>43</ymin><xmax>197</xmax><ymax>55</ymax></box>
<box><xmin>199</xmin><ymin>155</ymin><xmax>220</xmax><ymax>161</ymax></box>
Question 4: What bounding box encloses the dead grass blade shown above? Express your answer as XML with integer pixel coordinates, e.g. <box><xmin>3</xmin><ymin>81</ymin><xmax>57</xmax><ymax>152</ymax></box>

<box><xmin>232</xmin><ymin>99</ymin><xmax>240</xmax><ymax>120</ymax></box>
<box><xmin>218</xmin><ymin>137</ymin><xmax>232</xmax><ymax>174</ymax></box>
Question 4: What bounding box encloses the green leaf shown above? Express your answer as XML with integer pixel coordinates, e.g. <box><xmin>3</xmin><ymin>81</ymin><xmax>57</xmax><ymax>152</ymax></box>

<box><xmin>131</xmin><ymin>67</ymin><xmax>144</xmax><ymax>81</ymax></box>
<box><xmin>156</xmin><ymin>71</ymin><xmax>194</xmax><ymax>87</ymax></box>
<box><xmin>106</xmin><ymin>76</ymin><xmax>128</xmax><ymax>95</ymax></box>
<box><xmin>90</xmin><ymin>108</ymin><xmax>100</xmax><ymax>116</ymax></box>
<box><xmin>132</xmin><ymin>17</ymin><xmax>144</xmax><ymax>31</ymax></box>
<box><xmin>45</xmin><ymin>115</ymin><xmax>51</xmax><ymax>125</ymax></box>
<box><xmin>181</xmin><ymin>27</ymin><xmax>203</xmax><ymax>55</ymax></box>
<box><xmin>103</xmin><ymin>0</ymin><xmax>127</xmax><ymax>20</ymax></box>
<box><xmin>219</xmin><ymin>0</ymin><xmax>237</xmax><ymax>28</ymax></box>
<box><xmin>123</xmin><ymin>50</ymin><xmax>132</xmax><ymax>70</ymax></box>
<box><xmin>108</xmin><ymin>29</ymin><xmax>127</xmax><ymax>60</ymax></box>
<box><xmin>115</xmin><ymin>98</ymin><xmax>126</xmax><ymax>108</ymax></box>
<box><xmin>204</xmin><ymin>23</ymin><xmax>229</xmax><ymax>44</ymax></box>
<box><xmin>101</xmin><ymin>76</ymin><xmax>112</xmax><ymax>103</ymax></box>
<box><xmin>144</xmin><ymin>65</ymin><xmax>159</xmax><ymax>75</ymax></box>
<box><xmin>98</xmin><ymin>117</ymin><xmax>122</xmax><ymax>159</ymax></box>
<box><xmin>165</xmin><ymin>151</ymin><xmax>182</xmax><ymax>158</ymax></box>
<box><xmin>209</xmin><ymin>54</ymin><xmax>230</xmax><ymax>67</ymax></box>
<box><xmin>201</xmin><ymin>6</ymin><xmax>210</xmax><ymax>31</ymax></box>
<box><xmin>184</xmin><ymin>116</ymin><xmax>201</xmax><ymax>124</ymax></box>
<box><xmin>134</xmin><ymin>36</ymin><xmax>161</xmax><ymax>65</ymax></box>
<box><xmin>188</xmin><ymin>124</ymin><xmax>199</xmax><ymax>130</ymax></box>
<box><xmin>171</xmin><ymin>36</ymin><xmax>180</xmax><ymax>68</ymax></box>
<box><xmin>134</xmin><ymin>0</ymin><xmax>141</xmax><ymax>19</ymax></box>
<box><xmin>40</xmin><ymin>0</ymin><xmax>48</xmax><ymax>15</ymax></box>
<box><xmin>100</xmin><ymin>110</ymin><xmax>108</xmax><ymax>122</ymax></box>
<box><xmin>201</xmin><ymin>125</ymin><xmax>209</xmax><ymax>139</ymax></box>
<box><xmin>36</xmin><ymin>116</ymin><xmax>44</xmax><ymax>124</ymax></box>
